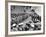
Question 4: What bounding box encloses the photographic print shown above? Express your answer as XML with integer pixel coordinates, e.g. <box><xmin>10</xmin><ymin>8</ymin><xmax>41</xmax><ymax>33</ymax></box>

<box><xmin>8</xmin><ymin>2</ymin><xmax>45</xmax><ymax>35</ymax></box>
